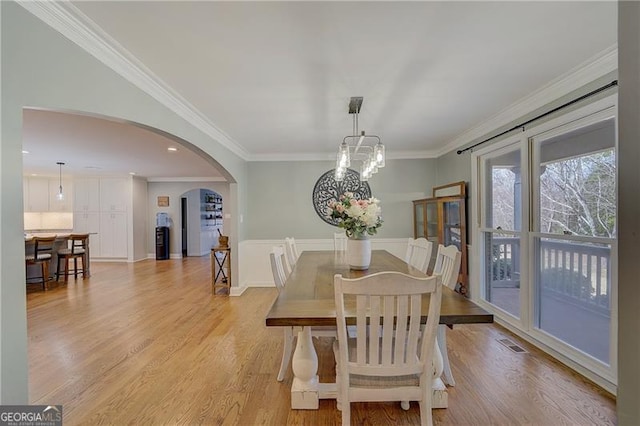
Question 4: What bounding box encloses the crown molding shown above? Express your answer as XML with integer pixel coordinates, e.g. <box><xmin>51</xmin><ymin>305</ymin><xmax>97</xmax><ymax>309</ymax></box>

<box><xmin>386</xmin><ymin>150</ymin><xmax>439</xmax><ymax>160</ymax></box>
<box><xmin>19</xmin><ymin>1</ymin><xmax>251</xmax><ymax>161</ymax></box>
<box><xmin>246</xmin><ymin>152</ymin><xmax>335</xmax><ymax>162</ymax></box>
<box><xmin>437</xmin><ymin>44</ymin><xmax>618</xmax><ymax>157</ymax></box>
<box><xmin>246</xmin><ymin>149</ymin><xmax>439</xmax><ymax>162</ymax></box>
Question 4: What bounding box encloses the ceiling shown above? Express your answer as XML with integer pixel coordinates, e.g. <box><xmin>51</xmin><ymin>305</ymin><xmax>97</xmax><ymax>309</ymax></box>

<box><xmin>22</xmin><ymin>1</ymin><xmax>617</xmax><ymax>178</ymax></box>
<box><xmin>22</xmin><ymin>109</ymin><xmax>224</xmax><ymax>179</ymax></box>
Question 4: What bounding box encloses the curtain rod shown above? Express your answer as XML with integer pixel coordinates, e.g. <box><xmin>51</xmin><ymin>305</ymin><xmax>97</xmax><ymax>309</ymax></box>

<box><xmin>456</xmin><ymin>80</ymin><xmax>618</xmax><ymax>155</ymax></box>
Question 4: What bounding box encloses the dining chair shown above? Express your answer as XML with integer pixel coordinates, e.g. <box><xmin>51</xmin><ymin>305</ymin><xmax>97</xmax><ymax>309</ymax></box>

<box><xmin>333</xmin><ymin>271</ymin><xmax>442</xmax><ymax>426</ymax></box>
<box><xmin>26</xmin><ymin>235</ymin><xmax>56</xmax><ymax>290</ymax></box>
<box><xmin>270</xmin><ymin>245</ymin><xmax>334</xmax><ymax>382</ymax></box>
<box><xmin>284</xmin><ymin>237</ymin><xmax>299</xmax><ymax>269</ymax></box>
<box><xmin>56</xmin><ymin>233</ymin><xmax>89</xmax><ymax>282</ymax></box>
<box><xmin>334</xmin><ymin>232</ymin><xmax>347</xmax><ymax>251</ymax></box>
<box><xmin>405</xmin><ymin>237</ymin><xmax>433</xmax><ymax>274</ymax></box>
<box><xmin>433</xmin><ymin>244</ymin><xmax>462</xmax><ymax>387</ymax></box>
<box><xmin>269</xmin><ymin>245</ymin><xmax>290</xmax><ymax>292</ymax></box>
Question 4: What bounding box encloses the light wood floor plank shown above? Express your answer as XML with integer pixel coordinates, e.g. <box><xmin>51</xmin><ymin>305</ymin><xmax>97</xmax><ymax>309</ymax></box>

<box><xmin>27</xmin><ymin>257</ymin><xmax>615</xmax><ymax>425</ymax></box>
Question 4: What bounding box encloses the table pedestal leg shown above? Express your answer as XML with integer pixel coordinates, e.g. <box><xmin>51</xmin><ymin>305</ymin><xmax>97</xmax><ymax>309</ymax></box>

<box><xmin>291</xmin><ymin>326</ymin><xmax>319</xmax><ymax>409</ymax></box>
<box><xmin>432</xmin><ymin>339</ymin><xmax>448</xmax><ymax>408</ymax></box>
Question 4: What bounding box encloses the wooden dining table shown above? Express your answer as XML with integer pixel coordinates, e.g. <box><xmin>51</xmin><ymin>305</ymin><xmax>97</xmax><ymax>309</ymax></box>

<box><xmin>265</xmin><ymin>250</ymin><xmax>494</xmax><ymax>410</ymax></box>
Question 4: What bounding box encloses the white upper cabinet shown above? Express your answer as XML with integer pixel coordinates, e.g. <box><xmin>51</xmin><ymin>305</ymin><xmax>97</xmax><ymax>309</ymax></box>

<box><xmin>24</xmin><ymin>177</ymin><xmax>50</xmax><ymax>212</ymax></box>
<box><xmin>24</xmin><ymin>176</ymin><xmax>75</xmax><ymax>212</ymax></box>
<box><xmin>74</xmin><ymin>178</ymin><xmax>101</xmax><ymax>211</ymax></box>
<box><xmin>99</xmin><ymin>178</ymin><xmax>129</xmax><ymax>212</ymax></box>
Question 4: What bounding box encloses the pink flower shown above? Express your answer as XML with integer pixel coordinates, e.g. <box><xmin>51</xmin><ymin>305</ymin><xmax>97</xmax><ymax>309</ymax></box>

<box><xmin>336</xmin><ymin>204</ymin><xmax>345</xmax><ymax>213</ymax></box>
<box><xmin>350</xmin><ymin>199</ymin><xmax>358</xmax><ymax>206</ymax></box>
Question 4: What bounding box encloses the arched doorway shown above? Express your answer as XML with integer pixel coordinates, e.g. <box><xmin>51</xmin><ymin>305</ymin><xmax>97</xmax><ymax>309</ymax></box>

<box><xmin>179</xmin><ymin>188</ymin><xmax>224</xmax><ymax>258</ymax></box>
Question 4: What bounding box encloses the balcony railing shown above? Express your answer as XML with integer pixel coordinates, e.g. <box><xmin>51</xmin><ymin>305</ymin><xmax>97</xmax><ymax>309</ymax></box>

<box><xmin>490</xmin><ymin>237</ymin><xmax>611</xmax><ymax>315</ymax></box>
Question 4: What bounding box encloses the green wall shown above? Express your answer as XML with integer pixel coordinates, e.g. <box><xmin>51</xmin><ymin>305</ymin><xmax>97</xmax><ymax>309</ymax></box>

<box><xmin>246</xmin><ymin>159</ymin><xmax>436</xmax><ymax>239</ymax></box>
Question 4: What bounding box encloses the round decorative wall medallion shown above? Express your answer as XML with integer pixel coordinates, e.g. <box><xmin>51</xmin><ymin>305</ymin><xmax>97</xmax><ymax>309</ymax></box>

<box><xmin>312</xmin><ymin>169</ymin><xmax>372</xmax><ymax>226</ymax></box>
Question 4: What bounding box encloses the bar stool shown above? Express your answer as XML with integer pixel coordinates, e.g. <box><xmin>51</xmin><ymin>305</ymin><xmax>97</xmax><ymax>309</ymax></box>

<box><xmin>26</xmin><ymin>236</ymin><xmax>56</xmax><ymax>290</ymax></box>
<box><xmin>56</xmin><ymin>233</ymin><xmax>89</xmax><ymax>282</ymax></box>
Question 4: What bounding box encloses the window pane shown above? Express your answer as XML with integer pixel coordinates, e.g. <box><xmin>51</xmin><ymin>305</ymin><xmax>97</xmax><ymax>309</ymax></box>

<box><xmin>426</xmin><ymin>201</ymin><xmax>438</xmax><ymax>238</ymax></box>
<box><xmin>443</xmin><ymin>200</ymin><xmax>462</xmax><ymax>249</ymax></box>
<box><xmin>538</xmin><ymin>119</ymin><xmax>616</xmax><ymax>238</ymax></box>
<box><xmin>535</xmin><ymin>237</ymin><xmax>611</xmax><ymax>363</ymax></box>
<box><xmin>414</xmin><ymin>203</ymin><xmax>424</xmax><ymax>237</ymax></box>
<box><xmin>483</xmin><ymin>231</ymin><xmax>521</xmax><ymax>318</ymax></box>
<box><xmin>484</xmin><ymin>150</ymin><xmax>521</xmax><ymax>231</ymax></box>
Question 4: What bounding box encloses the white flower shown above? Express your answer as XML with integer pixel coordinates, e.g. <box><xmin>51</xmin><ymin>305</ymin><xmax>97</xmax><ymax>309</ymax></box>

<box><xmin>327</xmin><ymin>192</ymin><xmax>383</xmax><ymax>238</ymax></box>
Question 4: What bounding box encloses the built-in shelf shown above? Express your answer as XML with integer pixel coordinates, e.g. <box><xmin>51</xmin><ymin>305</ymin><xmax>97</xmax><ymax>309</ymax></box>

<box><xmin>201</xmin><ymin>190</ymin><xmax>223</xmax><ymax>228</ymax></box>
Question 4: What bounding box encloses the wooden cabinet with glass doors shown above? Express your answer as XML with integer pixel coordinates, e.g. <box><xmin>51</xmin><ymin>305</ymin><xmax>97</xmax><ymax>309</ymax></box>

<box><xmin>413</xmin><ymin>181</ymin><xmax>468</xmax><ymax>295</ymax></box>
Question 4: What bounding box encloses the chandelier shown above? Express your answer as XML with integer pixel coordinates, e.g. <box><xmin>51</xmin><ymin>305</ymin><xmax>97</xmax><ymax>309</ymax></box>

<box><xmin>335</xmin><ymin>97</ymin><xmax>385</xmax><ymax>182</ymax></box>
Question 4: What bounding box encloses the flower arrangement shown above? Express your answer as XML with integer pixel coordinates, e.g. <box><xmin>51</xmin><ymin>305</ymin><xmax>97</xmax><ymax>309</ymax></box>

<box><xmin>327</xmin><ymin>192</ymin><xmax>383</xmax><ymax>239</ymax></box>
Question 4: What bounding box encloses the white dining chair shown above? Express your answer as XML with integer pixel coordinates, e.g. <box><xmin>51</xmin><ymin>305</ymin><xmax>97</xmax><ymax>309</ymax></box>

<box><xmin>334</xmin><ymin>232</ymin><xmax>347</xmax><ymax>251</ymax></box>
<box><xmin>270</xmin><ymin>245</ymin><xmax>334</xmax><ymax>382</ymax></box>
<box><xmin>433</xmin><ymin>244</ymin><xmax>462</xmax><ymax>387</ymax></box>
<box><xmin>405</xmin><ymin>237</ymin><xmax>433</xmax><ymax>274</ymax></box>
<box><xmin>284</xmin><ymin>237</ymin><xmax>299</xmax><ymax>269</ymax></box>
<box><xmin>333</xmin><ymin>271</ymin><xmax>442</xmax><ymax>426</ymax></box>
<box><xmin>270</xmin><ymin>245</ymin><xmax>290</xmax><ymax>292</ymax></box>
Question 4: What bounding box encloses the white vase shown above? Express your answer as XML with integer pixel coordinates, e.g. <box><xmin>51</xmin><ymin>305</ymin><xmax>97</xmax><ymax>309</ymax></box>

<box><xmin>347</xmin><ymin>236</ymin><xmax>371</xmax><ymax>270</ymax></box>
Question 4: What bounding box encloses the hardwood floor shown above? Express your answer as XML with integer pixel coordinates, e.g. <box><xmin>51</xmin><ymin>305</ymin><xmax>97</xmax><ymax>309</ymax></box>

<box><xmin>27</xmin><ymin>257</ymin><xmax>616</xmax><ymax>425</ymax></box>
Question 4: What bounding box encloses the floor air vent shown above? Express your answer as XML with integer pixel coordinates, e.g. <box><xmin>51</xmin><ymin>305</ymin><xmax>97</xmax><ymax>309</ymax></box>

<box><xmin>497</xmin><ymin>338</ymin><xmax>528</xmax><ymax>353</ymax></box>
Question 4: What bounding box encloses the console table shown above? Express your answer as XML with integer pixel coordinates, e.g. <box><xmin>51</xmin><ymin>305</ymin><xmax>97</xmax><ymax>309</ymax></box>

<box><xmin>211</xmin><ymin>246</ymin><xmax>231</xmax><ymax>294</ymax></box>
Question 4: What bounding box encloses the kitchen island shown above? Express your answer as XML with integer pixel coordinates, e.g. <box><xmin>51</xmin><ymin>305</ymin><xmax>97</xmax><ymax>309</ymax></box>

<box><xmin>25</xmin><ymin>232</ymin><xmax>92</xmax><ymax>285</ymax></box>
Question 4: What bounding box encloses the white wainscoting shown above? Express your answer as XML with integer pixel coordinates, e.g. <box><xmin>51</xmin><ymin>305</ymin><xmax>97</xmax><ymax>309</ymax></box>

<box><xmin>237</xmin><ymin>237</ymin><xmax>411</xmax><ymax>290</ymax></box>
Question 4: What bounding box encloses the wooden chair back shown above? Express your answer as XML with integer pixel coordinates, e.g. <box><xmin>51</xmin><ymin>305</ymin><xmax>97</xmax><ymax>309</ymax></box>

<box><xmin>33</xmin><ymin>236</ymin><xmax>56</xmax><ymax>260</ymax></box>
<box><xmin>284</xmin><ymin>237</ymin><xmax>299</xmax><ymax>268</ymax></box>
<box><xmin>69</xmin><ymin>233</ymin><xmax>89</xmax><ymax>254</ymax></box>
<box><xmin>270</xmin><ymin>246</ymin><xmax>290</xmax><ymax>292</ymax></box>
<box><xmin>334</xmin><ymin>232</ymin><xmax>347</xmax><ymax>251</ymax></box>
<box><xmin>406</xmin><ymin>237</ymin><xmax>433</xmax><ymax>274</ymax></box>
<box><xmin>433</xmin><ymin>244</ymin><xmax>462</xmax><ymax>290</ymax></box>
<box><xmin>334</xmin><ymin>271</ymin><xmax>442</xmax><ymax>425</ymax></box>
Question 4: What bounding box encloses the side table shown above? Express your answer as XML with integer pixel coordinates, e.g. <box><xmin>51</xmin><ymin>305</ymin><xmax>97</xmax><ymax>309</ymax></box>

<box><xmin>211</xmin><ymin>246</ymin><xmax>231</xmax><ymax>295</ymax></box>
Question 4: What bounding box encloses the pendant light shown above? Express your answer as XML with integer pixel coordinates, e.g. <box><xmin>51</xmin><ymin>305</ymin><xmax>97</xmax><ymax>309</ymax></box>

<box><xmin>335</xmin><ymin>97</ymin><xmax>385</xmax><ymax>182</ymax></box>
<box><xmin>56</xmin><ymin>162</ymin><xmax>65</xmax><ymax>201</ymax></box>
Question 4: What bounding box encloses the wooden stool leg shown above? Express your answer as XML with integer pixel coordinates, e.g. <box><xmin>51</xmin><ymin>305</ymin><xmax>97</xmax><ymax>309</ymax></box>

<box><xmin>56</xmin><ymin>256</ymin><xmax>62</xmax><ymax>282</ymax></box>
<box><xmin>74</xmin><ymin>257</ymin><xmax>78</xmax><ymax>278</ymax></box>
<box><xmin>42</xmin><ymin>261</ymin><xmax>49</xmax><ymax>291</ymax></box>
<box><xmin>64</xmin><ymin>258</ymin><xmax>70</xmax><ymax>283</ymax></box>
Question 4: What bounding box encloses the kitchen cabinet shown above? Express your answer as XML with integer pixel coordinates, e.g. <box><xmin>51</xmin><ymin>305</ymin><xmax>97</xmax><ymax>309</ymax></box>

<box><xmin>23</xmin><ymin>177</ymin><xmax>50</xmax><ymax>212</ymax></box>
<box><xmin>73</xmin><ymin>177</ymin><xmax>130</xmax><ymax>259</ymax></box>
<box><xmin>100</xmin><ymin>178</ymin><xmax>129</xmax><ymax>211</ymax></box>
<box><xmin>73</xmin><ymin>212</ymin><xmax>101</xmax><ymax>257</ymax></box>
<box><xmin>24</xmin><ymin>176</ymin><xmax>74</xmax><ymax>212</ymax></box>
<box><xmin>413</xmin><ymin>181</ymin><xmax>468</xmax><ymax>295</ymax></box>
<box><xmin>99</xmin><ymin>212</ymin><xmax>128</xmax><ymax>258</ymax></box>
<box><xmin>74</xmin><ymin>178</ymin><xmax>100</xmax><ymax>211</ymax></box>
